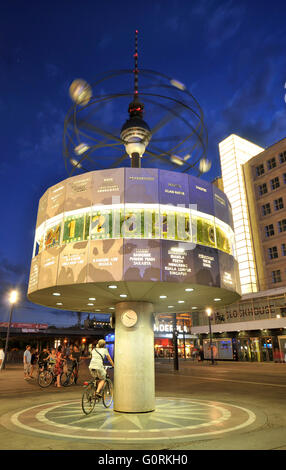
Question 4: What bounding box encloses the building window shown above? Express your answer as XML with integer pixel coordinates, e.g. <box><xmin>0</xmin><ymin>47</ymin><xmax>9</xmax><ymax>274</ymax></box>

<box><xmin>283</xmin><ymin>173</ymin><xmax>286</xmax><ymax>184</ymax></box>
<box><xmin>282</xmin><ymin>243</ymin><xmax>286</xmax><ymax>256</ymax></box>
<box><xmin>265</xmin><ymin>224</ymin><xmax>275</xmax><ymax>237</ymax></box>
<box><xmin>256</xmin><ymin>164</ymin><xmax>265</xmax><ymax>176</ymax></box>
<box><xmin>262</xmin><ymin>203</ymin><xmax>271</xmax><ymax>216</ymax></box>
<box><xmin>267</xmin><ymin>157</ymin><xmax>276</xmax><ymax>170</ymax></box>
<box><xmin>270</xmin><ymin>177</ymin><xmax>280</xmax><ymax>190</ymax></box>
<box><xmin>278</xmin><ymin>219</ymin><xmax>286</xmax><ymax>233</ymax></box>
<box><xmin>258</xmin><ymin>183</ymin><xmax>268</xmax><ymax>196</ymax></box>
<box><xmin>279</xmin><ymin>151</ymin><xmax>286</xmax><ymax>164</ymax></box>
<box><xmin>272</xmin><ymin>270</ymin><xmax>281</xmax><ymax>283</ymax></box>
<box><xmin>274</xmin><ymin>197</ymin><xmax>284</xmax><ymax>211</ymax></box>
<box><xmin>268</xmin><ymin>246</ymin><xmax>278</xmax><ymax>259</ymax></box>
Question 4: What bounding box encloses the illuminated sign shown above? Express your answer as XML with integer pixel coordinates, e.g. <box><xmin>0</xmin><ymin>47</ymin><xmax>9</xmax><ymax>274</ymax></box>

<box><xmin>154</xmin><ymin>323</ymin><xmax>190</xmax><ymax>333</ymax></box>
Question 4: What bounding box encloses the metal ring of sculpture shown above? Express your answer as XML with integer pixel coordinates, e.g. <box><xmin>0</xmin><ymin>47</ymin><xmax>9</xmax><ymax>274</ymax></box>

<box><xmin>63</xmin><ymin>68</ymin><xmax>209</xmax><ymax>177</ymax></box>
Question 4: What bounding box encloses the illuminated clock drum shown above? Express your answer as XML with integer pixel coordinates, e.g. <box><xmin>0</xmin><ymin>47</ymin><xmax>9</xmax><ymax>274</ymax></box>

<box><xmin>27</xmin><ymin>167</ymin><xmax>241</xmax><ymax>313</ymax></box>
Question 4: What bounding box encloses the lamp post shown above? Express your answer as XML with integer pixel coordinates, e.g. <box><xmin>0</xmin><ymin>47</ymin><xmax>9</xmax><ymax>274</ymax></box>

<box><xmin>206</xmin><ymin>307</ymin><xmax>215</xmax><ymax>365</ymax></box>
<box><xmin>2</xmin><ymin>290</ymin><xmax>18</xmax><ymax>370</ymax></box>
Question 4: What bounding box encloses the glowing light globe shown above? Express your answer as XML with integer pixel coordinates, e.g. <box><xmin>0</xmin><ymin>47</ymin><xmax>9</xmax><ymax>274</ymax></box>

<box><xmin>74</xmin><ymin>143</ymin><xmax>90</xmax><ymax>155</ymax></box>
<box><xmin>69</xmin><ymin>79</ymin><xmax>92</xmax><ymax>106</ymax></box>
<box><xmin>199</xmin><ymin>158</ymin><xmax>211</xmax><ymax>173</ymax></box>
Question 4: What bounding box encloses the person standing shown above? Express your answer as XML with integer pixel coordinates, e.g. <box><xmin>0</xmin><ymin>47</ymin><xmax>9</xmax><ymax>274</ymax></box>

<box><xmin>23</xmin><ymin>345</ymin><xmax>32</xmax><ymax>379</ymax></box>
<box><xmin>54</xmin><ymin>345</ymin><xmax>64</xmax><ymax>388</ymax></box>
<box><xmin>30</xmin><ymin>348</ymin><xmax>38</xmax><ymax>378</ymax></box>
<box><xmin>0</xmin><ymin>345</ymin><xmax>4</xmax><ymax>371</ymax></box>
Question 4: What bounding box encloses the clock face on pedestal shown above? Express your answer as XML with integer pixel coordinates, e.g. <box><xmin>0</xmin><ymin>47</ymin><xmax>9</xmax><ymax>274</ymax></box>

<box><xmin>121</xmin><ymin>309</ymin><xmax>138</xmax><ymax>327</ymax></box>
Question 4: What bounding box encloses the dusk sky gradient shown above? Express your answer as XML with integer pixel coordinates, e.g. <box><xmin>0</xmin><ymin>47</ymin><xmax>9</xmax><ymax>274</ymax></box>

<box><xmin>0</xmin><ymin>0</ymin><xmax>285</xmax><ymax>326</ymax></box>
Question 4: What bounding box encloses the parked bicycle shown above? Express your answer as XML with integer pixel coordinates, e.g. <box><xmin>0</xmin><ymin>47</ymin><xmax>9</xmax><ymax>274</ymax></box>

<box><xmin>81</xmin><ymin>366</ymin><xmax>113</xmax><ymax>415</ymax></box>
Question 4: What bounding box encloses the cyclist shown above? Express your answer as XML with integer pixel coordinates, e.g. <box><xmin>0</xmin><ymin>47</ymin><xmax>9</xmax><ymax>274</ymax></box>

<box><xmin>38</xmin><ymin>346</ymin><xmax>50</xmax><ymax>371</ymax></box>
<box><xmin>88</xmin><ymin>340</ymin><xmax>114</xmax><ymax>397</ymax></box>
<box><xmin>48</xmin><ymin>348</ymin><xmax>57</xmax><ymax>372</ymax></box>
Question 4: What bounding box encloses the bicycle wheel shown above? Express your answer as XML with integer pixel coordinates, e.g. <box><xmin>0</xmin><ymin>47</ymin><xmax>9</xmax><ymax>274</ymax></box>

<box><xmin>60</xmin><ymin>372</ymin><xmax>70</xmax><ymax>386</ymax></box>
<box><xmin>81</xmin><ymin>384</ymin><xmax>96</xmax><ymax>415</ymax></box>
<box><xmin>38</xmin><ymin>370</ymin><xmax>53</xmax><ymax>388</ymax></box>
<box><xmin>102</xmin><ymin>378</ymin><xmax>113</xmax><ymax>408</ymax></box>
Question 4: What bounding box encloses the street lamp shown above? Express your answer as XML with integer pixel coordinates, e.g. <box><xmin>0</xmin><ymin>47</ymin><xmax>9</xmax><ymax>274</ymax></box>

<box><xmin>2</xmin><ymin>290</ymin><xmax>18</xmax><ymax>370</ymax></box>
<box><xmin>206</xmin><ymin>307</ymin><xmax>215</xmax><ymax>365</ymax></box>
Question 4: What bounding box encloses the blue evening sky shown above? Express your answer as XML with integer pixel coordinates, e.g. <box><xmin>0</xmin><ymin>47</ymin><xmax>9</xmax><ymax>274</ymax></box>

<box><xmin>0</xmin><ymin>0</ymin><xmax>285</xmax><ymax>326</ymax></box>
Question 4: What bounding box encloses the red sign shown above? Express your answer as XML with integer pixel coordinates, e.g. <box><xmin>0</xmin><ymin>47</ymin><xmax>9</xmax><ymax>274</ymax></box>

<box><xmin>0</xmin><ymin>322</ymin><xmax>48</xmax><ymax>329</ymax></box>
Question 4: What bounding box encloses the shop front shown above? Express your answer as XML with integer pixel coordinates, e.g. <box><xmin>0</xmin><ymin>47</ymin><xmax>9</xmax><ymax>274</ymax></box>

<box><xmin>154</xmin><ymin>317</ymin><xmax>199</xmax><ymax>359</ymax></box>
<box><xmin>201</xmin><ymin>330</ymin><xmax>285</xmax><ymax>362</ymax></box>
<box><xmin>191</xmin><ymin>288</ymin><xmax>286</xmax><ymax>362</ymax></box>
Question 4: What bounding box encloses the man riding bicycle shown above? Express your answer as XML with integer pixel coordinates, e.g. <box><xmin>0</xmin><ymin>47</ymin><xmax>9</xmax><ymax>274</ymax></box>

<box><xmin>88</xmin><ymin>339</ymin><xmax>114</xmax><ymax>397</ymax></box>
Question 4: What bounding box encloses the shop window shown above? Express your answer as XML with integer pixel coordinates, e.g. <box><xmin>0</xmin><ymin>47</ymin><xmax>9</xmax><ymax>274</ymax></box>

<box><xmin>270</xmin><ymin>177</ymin><xmax>280</xmax><ymax>190</ymax></box>
<box><xmin>268</xmin><ymin>246</ymin><xmax>278</xmax><ymax>259</ymax></box>
<box><xmin>274</xmin><ymin>197</ymin><xmax>284</xmax><ymax>211</ymax></box>
<box><xmin>265</xmin><ymin>224</ymin><xmax>274</xmax><ymax>237</ymax></box>
<box><xmin>262</xmin><ymin>203</ymin><xmax>271</xmax><ymax>216</ymax></box>
<box><xmin>267</xmin><ymin>157</ymin><xmax>276</xmax><ymax>170</ymax></box>
<box><xmin>272</xmin><ymin>270</ymin><xmax>282</xmax><ymax>283</ymax></box>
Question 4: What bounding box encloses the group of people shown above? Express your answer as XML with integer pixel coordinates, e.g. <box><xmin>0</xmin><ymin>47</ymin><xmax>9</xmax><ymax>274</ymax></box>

<box><xmin>23</xmin><ymin>343</ymin><xmax>81</xmax><ymax>388</ymax></box>
<box><xmin>22</xmin><ymin>339</ymin><xmax>114</xmax><ymax>395</ymax></box>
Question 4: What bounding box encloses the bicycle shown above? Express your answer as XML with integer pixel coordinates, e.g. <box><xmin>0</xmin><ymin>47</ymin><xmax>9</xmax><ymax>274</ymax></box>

<box><xmin>38</xmin><ymin>363</ymin><xmax>63</xmax><ymax>388</ymax></box>
<box><xmin>81</xmin><ymin>366</ymin><xmax>113</xmax><ymax>415</ymax></box>
<box><xmin>61</xmin><ymin>360</ymin><xmax>78</xmax><ymax>387</ymax></box>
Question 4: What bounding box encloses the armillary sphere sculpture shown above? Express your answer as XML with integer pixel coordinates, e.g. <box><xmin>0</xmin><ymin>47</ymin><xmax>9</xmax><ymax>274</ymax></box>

<box><xmin>64</xmin><ymin>30</ymin><xmax>210</xmax><ymax>177</ymax></box>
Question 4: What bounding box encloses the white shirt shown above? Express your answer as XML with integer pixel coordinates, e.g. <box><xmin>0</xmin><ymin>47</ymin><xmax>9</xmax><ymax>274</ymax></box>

<box><xmin>24</xmin><ymin>349</ymin><xmax>31</xmax><ymax>364</ymax></box>
<box><xmin>0</xmin><ymin>349</ymin><xmax>4</xmax><ymax>361</ymax></box>
<box><xmin>89</xmin><ymin>348</ymin><xmax>108</xmax><ymax>369</ymax></box>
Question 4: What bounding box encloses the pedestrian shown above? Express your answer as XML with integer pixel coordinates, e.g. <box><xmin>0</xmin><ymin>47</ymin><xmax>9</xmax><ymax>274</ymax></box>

<box><xmin>54</xmin><ymin>345</ymin><xmax>64</xmax><ymax>388</ymax></box>
<box><xmin>198</xmin><ymin>345</ymin><xmax>204</xmax><ymax>362</ymax></box>
<box><xmin>30</xmin><ymin>347</ymin><xmax>38</xmax><ymax>377</ymax></box>
<box><xmin>0</xmin><ymin>345</ymin><xmax>4</xmax><ymax>370</ymax></box>
<box><xmin>70</xmin><ymin>344</ymin><xmax>81</xmax><ymax>384</ymax></box>
<box><xmin>23</xmin><ymin>345</ymin><xmax>32</xmax><ymax>379</ymax></box>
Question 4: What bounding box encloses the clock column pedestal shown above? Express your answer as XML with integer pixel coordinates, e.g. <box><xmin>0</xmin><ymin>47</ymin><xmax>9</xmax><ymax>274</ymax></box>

<box><xmin>113</xmin><ymin>301</ymin><xmax>155</xmax><ymax>413</ymax></box>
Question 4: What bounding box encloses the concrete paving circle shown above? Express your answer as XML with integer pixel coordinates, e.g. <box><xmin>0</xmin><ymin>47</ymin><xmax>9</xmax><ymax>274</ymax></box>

<box><xmin>2</xmin><ymin>397</ymin><xmax>256</xmax><ymax>444</ymax></box>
